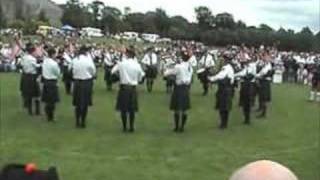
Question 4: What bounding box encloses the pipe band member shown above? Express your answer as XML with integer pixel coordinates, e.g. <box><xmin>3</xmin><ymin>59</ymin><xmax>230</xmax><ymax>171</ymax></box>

<box><xmin>103</xmin><ymin>48</ymin><xmax>117</xmax><ymax>91</ymax></box>
<box><xmin>256</xmin><ymin>58</ymin><xmax>273</xmax><ymax>118</ymax></box>
<box><xmin>165</xmin><ymin>50</ymin><xmax>193</xmax><ymax>132</ymax></box>
<box><xmin>20</xmin><ymin>43</ymin><xmax>41</xmax><ymax>116</ymax></box>
<box><xmin>41</xmin><ymin>47</ymin><xmax>61</xmax><ymax>122</ymax></box>
<box><xmin>71</xmin><ymin>46</ymin><xmax>96</xmax><ymax>128</ymax></box>
<box><xmin>209</xmin><ymin>54</ymin><xmax>235</xmax><ymax>130</ymax></box>
<box><xmin>141</xmin><ymin>47</ymin><xmax>158</xmax><ymax>92</ymax></box>
<box><xmin>234</xmin><ymin>59</ymin><xmax>256</xmax><ymax>125</ymax></box>
<box><xmin>112</xmin><ymin>47</ymin><xmax>145</xmax><ymax>133</ymax></box>
<box><xmin>197</xmin><ymin>50</ymin><xmax>215</xmax><ymax>96</ymax></box>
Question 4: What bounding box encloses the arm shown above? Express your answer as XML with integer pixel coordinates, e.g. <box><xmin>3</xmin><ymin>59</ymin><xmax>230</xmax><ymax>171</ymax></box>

<box><xmin>208</xmin><ymin>67</ymin><xmax>228</xmax><ymax>82</ymax></box>
<box><xmin>256</xmin><ymin>64</ymin><xmax>271</xmax><ymax>78</ymax></box>
<box><xmin>111</xmin><ymin>64</ymin><xmax>119</xmax><ymax>74</ymax></box>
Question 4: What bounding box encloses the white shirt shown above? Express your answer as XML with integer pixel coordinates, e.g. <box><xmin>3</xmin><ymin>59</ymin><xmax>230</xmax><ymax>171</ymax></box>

<box><xmin>235</xmin><ymin>62</ymin><xmax>256</xmax><ymax>82</ymax></box>
<box><xmin>188</xmin><ymin>55</ymin><xmax>198</xmax><ymax>67</ymax></box>
<box><xmin>20</xmin><ymin>54</ymin><xmax>39</xmax><ymax>74</ymax></box>
<box><xmin>256</xmin><ymin>62</ymin><xmax>272</xmax><ymax>80</ymax></box>
<box><xmin>165</xmin><ymin>61</ymin><xmax>193</xmax><ymax>85</ymax></box>
<box><xmin>198</xmin><ymin>54</ymin><xmax>215</xmax><ymax>68</ymax></box>
<box><xmin>72</xmin><ymin>54</ymin><xmax>96</xmax><ymax>80</ymax></box>
<box><xmin>42</xmin><ymin>57</ymin><xmax>61</xmax><ymax>80</ymax></box>
<box><xmin>111</xmin><ymin>58</ymin><xmax>145</xmax><ymax>86</ymax></box>
<box><xmin>63</xmin><ymin>52</ymin><xmax>72</xmax><ymax>66</ymax></box>
<box><xmin>104</xmin><ymin>52</ymin><xmax>115</xmax><ymax>66</ymax></box>
<box><xmin>141</xmin><ymin>53</ymin><xmax>158</xmax><ymax>66</ymax></box>
<box><xmin>209</xmin><ymin>64</ymin><xmax>234</xmax><ymax>84</ymax></box>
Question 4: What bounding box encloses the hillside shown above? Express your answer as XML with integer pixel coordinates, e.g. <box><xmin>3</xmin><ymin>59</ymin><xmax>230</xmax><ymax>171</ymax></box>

<box><xmin>0</xmin><ymin>0</ymin><xmax>63</xmax><ymax>26</ymax></box>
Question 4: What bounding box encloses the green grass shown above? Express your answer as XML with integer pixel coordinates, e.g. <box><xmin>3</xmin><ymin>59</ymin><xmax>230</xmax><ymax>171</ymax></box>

<box><xmin>0</xmin><ymin>71</ymin><xmax>319</xmax><ymax>180</ymax></box>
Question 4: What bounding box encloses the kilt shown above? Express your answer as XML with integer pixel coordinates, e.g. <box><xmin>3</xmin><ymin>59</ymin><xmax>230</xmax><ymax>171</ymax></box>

<box><xmin>215</xmin><ymin>80</ymin><xmax>233</xmax><ymax>111</ymax></box>
<box><xmin>104</xmin><ymin>65</ymin><xmax>113</xmax><ymax>82</ymax></box>
<box><xmin>163</xmin><ymin>75</ymin><xmax>176</xmax><ymax>86</ymax></box>
<box><xmin>170</xmin><ymin>84</ymin><xmax>190</xmax><ymax>111</ymax></box>
<box><xmin>239</xmin><ymin>81</ymin><xmax>255</xmax><ymax>107</ymax></box>
<box><xmin>20</xmin><ymin>73</ymin><xmax>40</xmax><ymax>98</ymax></box>
<box><xmin>116</xmin><ymin>85</ymin><xmax>138</xmax><ymax>112</ymax></box>
<box><xmin>72</xmin><ymin>79</ymin><xmax>93</xmax><ymax>108</ymax></box>
<box><xmin>197</xmin><ymin>69</ymin><xmax>212</xmax><ymax>84</ymax></box>
<box><xmin>145</xmin><ymin>66</ymin><xmax>158</xmax><ymax>79</ymax></box>
<box><xmin>62</xmin><ymin>66</ymin><xmax>73</xmax><ymax>82</ymax></box>
<box><xmin>311</xmin><ymin>77</ymin><xmax>320</xmax><ymax>91</ymax></box>
<box><xmin>258</xmin><ymin>79</ymin><xmax>271</xmax><ymax>102</ymax></box>
<box><xmin>41</xmin><ymin>79</ymin><xmax>59</xmax><ymax>104</ymax></box>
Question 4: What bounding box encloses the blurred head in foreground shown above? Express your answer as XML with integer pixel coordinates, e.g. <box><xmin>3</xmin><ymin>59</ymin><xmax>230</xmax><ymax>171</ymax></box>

<box><xmin>229</xmin><ymin>160</ymin><xmax>298</xmax><ymax>180</ymax></box>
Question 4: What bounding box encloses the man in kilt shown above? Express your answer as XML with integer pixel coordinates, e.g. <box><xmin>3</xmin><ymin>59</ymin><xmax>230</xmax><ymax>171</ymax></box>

<box><xmin>165</xmin><ymin>50</ymin><xmax>193</xmax><ymax>132</ymax></box>
<box><xmin>235</xmin><ymin>58</ymin><xmax>256</xmax><ymax>125</ymax></box>
<box><xmin>309</xmin><ymin>62</ymin><xmax>320</xmax><ymax>102</ymax></box>
<box><xmin>141</xmin><ymin>47</ymin><xmax>158</xmax><ymax>92</ymax></box>
<box><xmin>71</xmin><ymin>46</ymin><xmax>96</xmax><ymax>128</ymax></box>
<box><xmin>256</xmin><ymin>55</ymin><xmax>273</xmax><ymax>118</ymax></box>
<box><xmin>20</xmin><ymin>43</ymin><xmax>41</xmax><ymax>116</ymax></box>
<box><xmin>111</xmin><ymin>47</ymin><xmax>145</xmax><ymax>133</ymax></box>
<box><xmin>103</xmin><ymin>48</ymin><xmax>117</xmax><ymax>91</ymax></box>
<box><xmin>41</xmin><ymin>48</ymin><xmax>61</xmax><ymax>122</ymax></box>
<box><xmin>62</xmin><ymin>46</ymin><xmax>73</xmax><ymax>95</ymax></box>
<box><xmin>197</xmin><ymin>49</ymin><xmax>215</xmax><ymax>96</ymax></box>
<box><xmin>209</xmin><ymin>54</ymin><xmax>235</xmax><ymax>129</ymax></box>
<box><xmin>161</xmin><ymin>52</ymin><xmax>176</xmax><ymax>93</ymax></box>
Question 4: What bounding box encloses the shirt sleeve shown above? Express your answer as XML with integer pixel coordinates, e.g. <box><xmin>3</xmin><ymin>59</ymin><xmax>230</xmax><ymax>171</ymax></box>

<box><xmin>111</xmin><ymin>64</ymin><xmax>119</xmax><ymax>74</ymax></box>
<box><xmin>209</xmin><ymin>67</ymin><xmax>228</xmax><ymax>82</ymax></box>
<box><xmin>53</xmin><ymin>63</ymin><xmax>61</xmax><ymax>78</ymax></box>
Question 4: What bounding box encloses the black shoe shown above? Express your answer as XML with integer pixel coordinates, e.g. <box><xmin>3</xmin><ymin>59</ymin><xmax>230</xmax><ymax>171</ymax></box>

<box><xmin>243</xmin><ymin>121</ymin><xmax>250</xmax><ymax>125</ymax></box>
<box><xmin>129</xmin><ymin>128</ymin><xmax>135</xmax><ymax>133</ymax></box>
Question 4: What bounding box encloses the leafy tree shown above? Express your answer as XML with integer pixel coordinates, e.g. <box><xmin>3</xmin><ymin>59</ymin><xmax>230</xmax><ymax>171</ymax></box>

<box><xmin>195</xmin><ymin>6</ymin><xmax>214</xmax><ymax>30</ymax></box>
<box><xmin>61</xmin><ymin>0</ymin><xmax>92</xmax><ymax>28</ymax></box>
<box><xmin>38</xmin><ymin>10</ymin><xmax>49</xmax><ymax>24</ymax></box>
<box><xmin>0</xmin><ymin>4</ymin><xmax>7</xmax><ymax>28</ymax></box>
<box><xmin>88</xmin><ymin>0</ymin><xmax>105</xmax><ymax>28</ymax></box>
<box><xmin>101</xmin><ymin>6</ymin><xmax>122</xmax><ymax>34</ymax></box>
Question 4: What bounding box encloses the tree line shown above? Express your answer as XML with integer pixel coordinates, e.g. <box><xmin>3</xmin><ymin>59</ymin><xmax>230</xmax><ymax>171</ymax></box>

<box><xmin>0</xmin><ymin>0</ymin><xmax>319</xmax><ymax>52</ymax></box>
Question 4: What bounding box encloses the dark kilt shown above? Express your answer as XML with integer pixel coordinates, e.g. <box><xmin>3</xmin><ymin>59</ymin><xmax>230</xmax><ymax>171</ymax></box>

<box><xmin>258</xmin><ymin>79</ymin><xmax>271</xmax><ymax>102</ymax></box>
<box><xmin>170</xmin><ymin>84</ymin><xmax>190</xmax><ymax>111</ymax></box>
<box><xmin>311</xmin><ymin>77</ymin><xmax>320</xmax><ymax>91</ymax></box>
<box><xmin>163</xmin><ymin>75</ymin><xmax>176</xmax><ymax>86</ymax></box>
<box><xmin>62</xmin><ymin>66</ymin><xmax>73</xmax><ymax>82</ymax></box>
<box><xmin>72</xmin><ymin>79</ymin><xmax>93</xmax><ymax>108</ymax></box>
<box><xmin>20</xmin><ymin>73</ymin><xmax>40</xmax><ymax>98</ymax></box>
<box><xmin>215</xmin><ymin>81</ymin><xmax>233</xmax><ymax>111</ymax></box>
<box><xmin>104</xmin><ymin>65</ymin><xmax>113</xmax><ymax>81</ymax></box>
<box><xmin>41</xmin><ymin>80</ymin><xmax>59</xmax><ymax>104</ymax></box>
<box><xmin>145</xmin><ymin>66</ymin><xmax>158</xmax><ymax>79</ymax></box>
<box><xmin>116</xmin><ymin>85</ymin><xmax>138</xmax><ymax>112</ymax></box>
<box><xmin>239</xmin><ymin>81</ymin><xmax>255</xmax><ymax>107</ymax></box>
<box><xmin>197</xmin><ymin>70</ymin><xmax>208</xmax><ymax>83</ymax></box>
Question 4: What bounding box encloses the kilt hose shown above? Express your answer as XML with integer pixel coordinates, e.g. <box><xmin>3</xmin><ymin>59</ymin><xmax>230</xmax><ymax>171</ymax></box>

<box><xmin>72</xmin><ymin>79</ymin><xmax>93</xmax><ymax>109</ymax></box>
<box><xmin>170</xmin><ymin>84</ymin><xmax>191</xmax><ymax>111</ymax></box>
<box><xmin>116</xmin><ymin>85</ymin><xmax>138</xmax><ymax>112</ymax></box>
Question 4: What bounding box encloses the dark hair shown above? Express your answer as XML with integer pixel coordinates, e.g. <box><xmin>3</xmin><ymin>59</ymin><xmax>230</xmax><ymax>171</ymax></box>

<box><xmin>181</xmin><ymin>51</ymin><xmax>190</xmax><ymax>62</ymax></box>
<box><xmin>126</xmin><ymin>47</ymin><xmax>136</xmax><ymax>58</ymax></box>
<box><xmin>47</xmin><ymin>48</ymin><xmax>56</xmax><ymax>58</ymax></box>
<box><xmin>25</xmin><ymin>43</ymin><xmax>35</xmax><ymax>54</ymax></box>
<box><xmin>78</xmin><ymin>45</ymin><xmax>88</xmax><ymax>55</ymax></box>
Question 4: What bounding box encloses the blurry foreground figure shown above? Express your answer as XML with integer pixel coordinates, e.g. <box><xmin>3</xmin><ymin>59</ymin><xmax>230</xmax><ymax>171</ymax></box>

<box><xmin>0</xmin><ymin>164</ymin><xmax>59</xmax><ymax>180</ymax></box>
<box><xmin>229</xmin><ymin>160</ymin><xmax>298</xmax><ymax>180</ymax></box>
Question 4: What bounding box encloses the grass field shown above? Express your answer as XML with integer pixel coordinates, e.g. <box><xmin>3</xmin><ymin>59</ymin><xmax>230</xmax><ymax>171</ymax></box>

<box><xmin>0</xmin><ymin>71</ymin><xmax>319</xmax><ymax>180</ymax></box>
